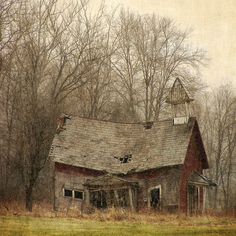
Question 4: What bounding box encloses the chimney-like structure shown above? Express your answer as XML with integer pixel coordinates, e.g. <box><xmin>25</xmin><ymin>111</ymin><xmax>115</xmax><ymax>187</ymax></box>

<box><xmin>166</xmin><ymin>77</ymin><xmax>194</xmax><ymax>125</ymax></box>
<box><xmin>144</xmin><ymin>121</ymin><xmax>153</xmax><ymax>129</ymax></box>
<box><xmin>56</xmin><ymin>113</ymin><xmax>71</xmax><ymax>133</ymax></box>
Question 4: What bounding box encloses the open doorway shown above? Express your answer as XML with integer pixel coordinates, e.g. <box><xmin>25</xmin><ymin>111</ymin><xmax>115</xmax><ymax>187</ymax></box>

<box><xmin>149</xmin><ymin>186</ymin><xmax>161</xmax><ymax>210</ymax></box>
<box><xmin>188</xmin><ymin>185</ymin><xmax>200</xmax><ymax>214</ymax></box>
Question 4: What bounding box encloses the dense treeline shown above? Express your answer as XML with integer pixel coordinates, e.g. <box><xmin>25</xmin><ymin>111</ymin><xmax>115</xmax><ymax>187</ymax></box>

<box><xmin>0</xmin><ymin>0</ymin><xmax>235</xmax><ymax>212</ymax></box>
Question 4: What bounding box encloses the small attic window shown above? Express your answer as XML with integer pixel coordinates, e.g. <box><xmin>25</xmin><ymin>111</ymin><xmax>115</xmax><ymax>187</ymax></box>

<box><xmin>114</xmin><ymin>154</ymin><xmax>132</xmax><ymax>164</ymax></box>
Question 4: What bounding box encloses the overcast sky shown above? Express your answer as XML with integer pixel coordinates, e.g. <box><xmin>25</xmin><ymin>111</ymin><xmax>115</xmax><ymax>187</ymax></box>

<box><xmin>92</xmin><ymin>0</ymin><xmax>236</xmax><ymax>89</ymax></box>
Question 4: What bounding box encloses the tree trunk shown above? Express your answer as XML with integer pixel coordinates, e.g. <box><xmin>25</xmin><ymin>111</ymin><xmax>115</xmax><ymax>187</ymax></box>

<box><xmin>25</xmin><ymin>185</ymin><xmax>34</xmax><ymax>212</ymax></box>
<box><xmin>145</xmin><ymin>84</ymin><xmax>149</xmax><ymax>123</ymax></box>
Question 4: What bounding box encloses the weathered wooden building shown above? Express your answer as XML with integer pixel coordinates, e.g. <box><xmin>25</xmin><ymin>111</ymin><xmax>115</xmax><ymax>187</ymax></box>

<box><xmin>50</xmin><ymin>78</ymin><xmax>215</xmax><ymax>214</ymax></box>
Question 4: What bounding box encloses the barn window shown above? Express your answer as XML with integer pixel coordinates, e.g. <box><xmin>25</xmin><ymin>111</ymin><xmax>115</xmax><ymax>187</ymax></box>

<box><xmin>74</xmin><ymin>190</ymin><xmax>84</xmax><ymax>200</ymax></box>
<box><xmin>64</xmin><ymin>189</ymin><xmax>73</xmax><ymax>197</ymax></box>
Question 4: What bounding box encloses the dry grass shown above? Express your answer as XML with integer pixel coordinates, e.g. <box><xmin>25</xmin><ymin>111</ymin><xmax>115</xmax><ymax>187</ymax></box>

<box><xmin>1</xmin><ymin>201</ymin><xmax>236</xmax><ymax>236</ymax></box>
<box><xmin>0</xmin><ymin>200</ymin><xmax>235</xmax><ymax>227</ymax></box>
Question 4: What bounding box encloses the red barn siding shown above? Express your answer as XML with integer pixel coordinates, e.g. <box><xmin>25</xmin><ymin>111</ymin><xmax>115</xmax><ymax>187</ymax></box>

<box><xmin>179</xmin><ymin>124</ymin><xmax>204</xmax><ymax>213</ymax></box>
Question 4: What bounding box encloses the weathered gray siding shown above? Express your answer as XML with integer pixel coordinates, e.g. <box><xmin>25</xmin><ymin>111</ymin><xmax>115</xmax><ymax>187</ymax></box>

<box><xmin>54</xmin><ymin>163</ymin><xmax>102</xmax><ymax>211</ymax></box>
<box><xmin>127</xmin><ymin>166</ymin><xmax>182</xmax><ymax>211</ymax></box>
<box><xmin>54</xmin><ymin>163</ymin><xmax>181</xmax><ymax>212</ymax></box>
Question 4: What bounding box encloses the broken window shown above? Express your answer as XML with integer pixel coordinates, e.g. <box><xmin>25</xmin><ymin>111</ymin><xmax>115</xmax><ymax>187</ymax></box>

<box><xmin>114</xmin><ymin>154</ymin><xmax>132</xmax><ymax>163</ymax></box>
<box><xmin>64</xmin><ymin>189</ymin><xmax>73</xmax><ymax>197</ymax></box>
<box><xmin>74</xmin><ymin>190</ymin><xmax>84</xmax><ymax>200</ymax></box>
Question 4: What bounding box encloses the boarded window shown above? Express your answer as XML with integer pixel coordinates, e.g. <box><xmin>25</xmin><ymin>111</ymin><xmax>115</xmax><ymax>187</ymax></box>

<box><xmin>64</xmin><ymin>189</ymin><xmax>73</xmax><ymax>197</ymax></box>
<box><xmin>74</xmin><ymin>190</ymin><xmax>83</xmax><ymax>200</ymax></box>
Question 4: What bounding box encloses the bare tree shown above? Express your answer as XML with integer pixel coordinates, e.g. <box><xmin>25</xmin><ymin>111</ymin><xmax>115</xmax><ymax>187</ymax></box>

<box><xmin>199</xmin><ymin>85</ymin><xmax>236</xmax><ymax>210</ymax></box>
<box><xmin>0</xmin><ymin>0</ymin><xmax>21</xmax><ymax>198</ymax></box>
<box><xmin>66</xmin><ymin>10</ymin><xmax>116</xmax><ymax>119</ymax></box>
<box><xmin>112</xmin><ymin>11</ymin><xmax>205</xmax><ymax>123</ymax></box>
<box><xmin>0</xmin><ymin>0</ymin><xmax>112</xmax><ymax>211</ymax></box>
<box><xmin>111</xmin><ymin>10</ymin><xmax>140</xmax><ymax>121</ymax></box>
<box><xmin>0</xmin><ymin>1</ymin><xmax>209</xmax><ymax>212</ymax></box>
<box><xmin>133</xmin><ymin>16</ymin><xmax>205</xmax><ymax>122</ymax></box>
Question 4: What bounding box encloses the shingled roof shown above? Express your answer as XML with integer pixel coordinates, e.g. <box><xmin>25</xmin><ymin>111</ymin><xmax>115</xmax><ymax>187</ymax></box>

<box><xmin>50</xmin><ymin>116</ymin><xmax>205</xmax><ymax>174</ymax></box>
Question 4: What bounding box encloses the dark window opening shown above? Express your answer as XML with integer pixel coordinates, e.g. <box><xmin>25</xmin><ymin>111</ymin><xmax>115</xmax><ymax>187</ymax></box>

<box><xmin>74</xmin><ymin>190</ymin><xmax>83</xmax><ymax>200</ymax></box>
<box><xmin>90</xmin><ymin>190</ymin><xmax>107</xmax><ymax>209</ymax></box>
<box><xmin>150</xmin><ymin>188</ymin><xmax>160</xmax><ymax>210</ymax></box>
<box><xmin>90</xmin><ymin>189</ymin><xmax>130</xmax><ymax>209</ymax></box>
<box><xmin>117</xmin><ymin>189</ymin><xmax>129</xmax><ymax>207</ymax></box>
<box><xmin>64</xmin><ymin>189</ymin><xmax>73</xmax><ymax>197</ymax></box>
<box><xmin>114</xmin><ymin>154</ymin><xmax>132</xmax><ymax>164</ymax></box>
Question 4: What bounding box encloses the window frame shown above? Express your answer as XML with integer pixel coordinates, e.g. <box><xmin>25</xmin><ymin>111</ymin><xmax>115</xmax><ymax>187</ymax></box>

<box><xmin>74</xmin><ymin>190</ymin><xmax>84</xmax><ymax>200</ymax></box>
<box><xmin>63</xmin><ymin>188</ymin><xmax>73</xmax><ymax>198</ymax></box>
<box><xmin>63</xmin><ymin>188</ymin><xmax>84</xmax><ymax>201</ymax></box>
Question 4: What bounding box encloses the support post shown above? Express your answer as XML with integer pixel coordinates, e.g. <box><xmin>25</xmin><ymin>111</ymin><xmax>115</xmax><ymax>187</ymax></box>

<box><xmin>114</xmin><ymin>190</ymin><xmax>119</xmax><ymax>206</ymax></box>
<box><xmin>129</xmin><ymin>187</ymin><xmax>134</xmax><ymax>211</ymax></box>
<box><xmin>85</xmin><ymin>189</ymin><xmax>90</xmax><ymax>205</ymax></box>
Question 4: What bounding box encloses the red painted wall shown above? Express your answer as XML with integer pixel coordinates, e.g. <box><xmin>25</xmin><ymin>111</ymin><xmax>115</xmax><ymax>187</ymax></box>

<box><xmin>179</xmin><ymin>123</ymin><xmax>205</xmax><ymax>213</ymax></box>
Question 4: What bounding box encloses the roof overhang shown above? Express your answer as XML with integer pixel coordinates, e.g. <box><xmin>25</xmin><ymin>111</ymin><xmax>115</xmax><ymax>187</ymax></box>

<box><xmin>188</xmin><ymin>171</ymin><xmax>217</xmax><ymax>187</ymax></box>
<box><xmin>84</xmin><ymin>174</ymin><xmax>139</xmax><ymax>190</ymax></box>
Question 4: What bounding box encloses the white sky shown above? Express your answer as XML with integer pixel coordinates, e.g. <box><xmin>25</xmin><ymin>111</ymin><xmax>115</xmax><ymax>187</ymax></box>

<box><xmin>91</xmin><ymin>0</ymin><xmax>236</xmax><ymax>89</ymax></box>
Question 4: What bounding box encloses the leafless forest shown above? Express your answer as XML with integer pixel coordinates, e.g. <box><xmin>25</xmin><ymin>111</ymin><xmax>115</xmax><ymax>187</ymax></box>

<box><xmin>0</xmin><ymin>0</ymin><xmax>235</xmax><ymax>212</ymax></box>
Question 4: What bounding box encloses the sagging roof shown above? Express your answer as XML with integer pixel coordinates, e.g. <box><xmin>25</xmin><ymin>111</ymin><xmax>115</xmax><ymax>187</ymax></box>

<box><xmin>50</xmin><ymin>116</ymin><xmax>208</xmax><ymax>174</ymax></box>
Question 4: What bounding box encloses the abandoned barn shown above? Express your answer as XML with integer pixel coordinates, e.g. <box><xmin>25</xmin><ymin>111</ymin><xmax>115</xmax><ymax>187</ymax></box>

<box><xmin>50</xmin><ymin>78</ymin><xmax>216</xmax><ymax>214</ymax></box>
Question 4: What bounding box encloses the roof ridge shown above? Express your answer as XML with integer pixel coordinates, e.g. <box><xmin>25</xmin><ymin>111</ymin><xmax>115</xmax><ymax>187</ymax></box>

<box><xmin>66</xmin><ymin>115</ymin><xmax>187</xmax><ymax>125</ymax></box>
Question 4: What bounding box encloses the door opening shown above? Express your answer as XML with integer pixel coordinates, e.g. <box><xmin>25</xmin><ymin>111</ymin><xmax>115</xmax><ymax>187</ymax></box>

<box><xmin>188</xmin><ymin>185</ymin><xmax>200</xmax><ymax>214</ymax></box>
<box><xmin>150</xmin><ymin>187</ymin><xmax>161</xmax><ymax>210</ymax></box>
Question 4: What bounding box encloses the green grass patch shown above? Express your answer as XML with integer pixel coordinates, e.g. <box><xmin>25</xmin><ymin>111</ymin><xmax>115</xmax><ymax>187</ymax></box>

<box><xmin>0</xmin><ymin>216</ymin><xmax>236</xmax><ymax>236</ymax></box>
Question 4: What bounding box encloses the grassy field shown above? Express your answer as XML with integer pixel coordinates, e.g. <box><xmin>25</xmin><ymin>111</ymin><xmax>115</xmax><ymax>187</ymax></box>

<box><xmin>1</xmin><ymin>215</ymin><xmax>236</xmax><ymax>236</ymax></box>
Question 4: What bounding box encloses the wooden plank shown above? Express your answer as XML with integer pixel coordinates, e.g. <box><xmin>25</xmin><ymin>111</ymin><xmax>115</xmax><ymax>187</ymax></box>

<box><xmin>129</xmin><ymin>187</ymin><xmax>134</xmax><ymax>211</ymax></box>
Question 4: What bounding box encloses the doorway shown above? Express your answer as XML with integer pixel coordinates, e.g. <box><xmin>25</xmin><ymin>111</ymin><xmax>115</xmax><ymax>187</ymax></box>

<box><xmin>188</xmin><ymin>185</ymin><xmax>200</xmax><ymax>214</ymax></box>
<box><xmin>150</xmin><ymin>186</ymin><xmax>161</xmax><ymax>210</ymax></box>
